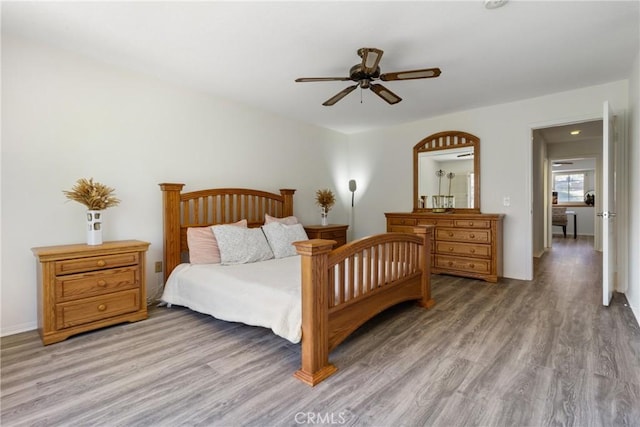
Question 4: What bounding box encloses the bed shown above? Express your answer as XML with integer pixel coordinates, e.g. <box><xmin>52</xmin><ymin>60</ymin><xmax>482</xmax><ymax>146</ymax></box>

<box><xmin>159</xmin><ymin>183</ymin><xmax>434</xmax><ymax>385</ymax></box>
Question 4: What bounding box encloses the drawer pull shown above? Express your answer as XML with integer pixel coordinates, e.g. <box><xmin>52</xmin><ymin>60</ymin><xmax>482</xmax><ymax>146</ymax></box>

<box><xmin>449</xmin><ymin>247</ymin><xmax>454</xmax><ymax>252</ymax></box>
<box><xmin>470</xmin><ymin>234</ymin><xmax>476</xmax><ymax>239</ymax></box>
<box><xmin>470</xmin><ymin>248</ymin><xmax>476</xmax><ymax>253</ymax></box>
<box><xmin>469</xmin><ymin>222</ymin><xmax>474</xmax><ymax>226</ymax></box>
<box><xmin>448</xmin><ymin>232</ymin><xmax>454</xmax><ymax>237</ymax></box>
<box><xmin>448</xmin><ymin>261</ymin><xmax>454</xmax><ymax>267</ymax></box>
<box><xmin>96</xmin><ymin>260</ymin><xmax>106</xmax><ymax>267</ymax></box>
<box><xmin>470</xmin><ymin>264</ymin><xmax>475</xmax><ymax>268</ymax></box>
<box><xmin>97</xmin><ymin>280</ymin><xmax>107</xmax><ymax>287</ymax></box>
<box><xmin>97</xmin><ymin>304</ymin><xmax>107</xmax><ymax>312</ymax></box>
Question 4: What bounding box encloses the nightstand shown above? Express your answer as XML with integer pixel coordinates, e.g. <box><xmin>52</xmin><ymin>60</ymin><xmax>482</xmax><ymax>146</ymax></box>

<box><xmin>303</xmin><ymin>224</ymin><xmax>349</xmax><ymax>248</ymax></box>
<box><xmin>32</xmin><ymin>240</ymin><xmax>150</xmax><ymax>345</ymax></box>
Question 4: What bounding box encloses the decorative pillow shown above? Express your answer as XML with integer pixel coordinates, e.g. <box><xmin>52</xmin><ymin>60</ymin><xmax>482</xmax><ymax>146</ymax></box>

<box><xmin>187</xmin><ymin>219</ymin><xmax>247</xmax><ymax>264</ymax></box>
<box><xmin>212</xmin><ymin>225</ymin><xmax>274</xmax><ymax>265</ymax></box>
<box><xmin>261</xmin><ymin>222</ymin><xmax>309</xmax><ymax>259</ymax></box>
<box><xmin>265</xmin><ymin>213</ymin><xmax>299</xmax><ymax>225</ymax></box>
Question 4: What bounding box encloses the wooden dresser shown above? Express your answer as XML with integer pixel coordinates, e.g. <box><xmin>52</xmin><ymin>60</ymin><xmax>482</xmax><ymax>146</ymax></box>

<box><xmin>386</xmin><ymin>213</ymin><xmax>504</xmax><ymax>282</ymax></box>
<box><xmin>303</xmin><ymin>224</ymin><xmax>348</xmax><ymax>248</ymax></box>
<box><xmin>32</xmin><ymin>240</ymin><xmax>150</xmax><ymax>345</ymax></box>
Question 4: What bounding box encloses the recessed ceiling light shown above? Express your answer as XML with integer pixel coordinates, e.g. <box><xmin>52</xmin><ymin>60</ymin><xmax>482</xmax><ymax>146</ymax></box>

<box><xmin>570</xmin><ymin>130</ymin><xmax>581</xmax><ymax>135</ymax></box>
<box><xmin>484</xmin><ymin>0</ymin><xmax>508</xmax><ymax>9</ymax></box>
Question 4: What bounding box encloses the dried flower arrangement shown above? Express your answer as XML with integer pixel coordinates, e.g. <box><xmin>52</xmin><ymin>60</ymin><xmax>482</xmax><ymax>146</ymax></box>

<box><xmin>315</xmin><ymin>189</ymin><xmax>336</xmax><ymax>212</ymax></box>
<box><xmin>63</xmin><ymin>178</ymin><xmax>120</xmax><ymax>210</ymax></box>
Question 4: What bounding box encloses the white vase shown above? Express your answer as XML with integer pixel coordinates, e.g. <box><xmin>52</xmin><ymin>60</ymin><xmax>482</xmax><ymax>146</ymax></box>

<box><xmin>86</xmin><ymin>210</ymin><xmax>103</xmax><ymax>245</ymax></box>
<box><xmin>321</xmin><ymin>207</ymin><xmax>328</xmax><ymax>226</ymax></box>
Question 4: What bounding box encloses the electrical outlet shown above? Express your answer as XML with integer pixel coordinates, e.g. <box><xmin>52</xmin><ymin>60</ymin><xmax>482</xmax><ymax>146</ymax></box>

<box><xmin>503</xmin><ymin>196</ymin><xmax>511</xmax><ymax>207</ymax></box>
<box><xmin>155</xmin><ymin>261</ymin><xmax>162</xmax><ymax>273</ymax></box>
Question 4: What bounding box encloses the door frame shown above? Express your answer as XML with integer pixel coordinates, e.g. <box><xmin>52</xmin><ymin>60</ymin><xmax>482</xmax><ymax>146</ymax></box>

<box><xmin>529</xmin><ymin>111</ymin><xmax>628</xmax><ymax>292</ymax></box>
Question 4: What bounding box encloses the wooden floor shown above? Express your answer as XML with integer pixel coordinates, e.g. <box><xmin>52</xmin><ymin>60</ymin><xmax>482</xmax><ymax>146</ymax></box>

<box><xmin>2</xmin><ymin>236</ymin><xmax>639</xmax><ymax>426</ymax></box>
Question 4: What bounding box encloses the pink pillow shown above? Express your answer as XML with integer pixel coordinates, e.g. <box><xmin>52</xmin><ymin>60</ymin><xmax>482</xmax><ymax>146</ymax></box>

<box><xmin>187</xmin><ymin>219</ymin><xmax>247</xmax><ymax>264</ymax></box>
<box><xmin>264</xmin><ymin>213</ymin><xmax>298</xmax><ymax>225</ymax></box>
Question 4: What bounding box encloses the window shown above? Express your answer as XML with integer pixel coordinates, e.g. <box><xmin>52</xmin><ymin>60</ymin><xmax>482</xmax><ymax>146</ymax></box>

<box><xmin>553</xmin><ymin>172</ymin><xmax>586</xmax><ymax>203</ymax></box>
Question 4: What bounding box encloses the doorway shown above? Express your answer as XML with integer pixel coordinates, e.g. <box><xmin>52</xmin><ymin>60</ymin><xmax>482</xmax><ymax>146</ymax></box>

<box><xmin>531</xmin><ymin>119</ymin><xmax>602</xmax><ymax>270</ymax></box>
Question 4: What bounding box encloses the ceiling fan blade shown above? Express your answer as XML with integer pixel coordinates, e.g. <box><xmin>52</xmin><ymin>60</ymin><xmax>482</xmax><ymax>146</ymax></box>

<box><xmin>380</xmin><ymin>67</ymin><xmax>442</xmax><ymax>81</ymax></box>
<box><xmin>322</xmin><ymin>84</ymin><xmax>358</xmax><ymax>106</ymax></box>
<box><xmin>369</xmin><ymin>83</ymin><xmax>402</xmax><ymax>105</ymax></box>
<box><xmin>358</xmin><ymin>48</ymin><xmax>383</xmax><ymax>75</ymax></box>
<box><xmin>295</xmin><ymin>77</ymin><xmax>352</xmax><ymax>82</ymax></box>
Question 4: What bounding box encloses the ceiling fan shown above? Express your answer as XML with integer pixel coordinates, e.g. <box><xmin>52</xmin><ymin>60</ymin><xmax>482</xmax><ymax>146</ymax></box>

<box><xmin>295</xmin><ymin>47</ymin><xmax>441</xmax><ymax>106</ymax></box>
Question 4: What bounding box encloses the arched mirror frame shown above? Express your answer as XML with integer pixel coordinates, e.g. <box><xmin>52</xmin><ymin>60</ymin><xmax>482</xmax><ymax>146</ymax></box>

<box><xmin>413</xmin><ymin>130</ymin><xmax>481</xmax><ymax>213</ymax></box>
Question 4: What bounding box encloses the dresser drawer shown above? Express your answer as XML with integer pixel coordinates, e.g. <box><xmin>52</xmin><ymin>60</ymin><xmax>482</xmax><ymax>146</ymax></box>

<box><xmin>55</xmin><ymin>289</ymin><xmax>141</xmax><ymax>329</ymax></box>
<box><xmin>436</xmin><ymin>228</ymin><xmax>491</xmax><ymax>243</ymax></box>
<box><xmin>388</xmin><ymin>218</ymin><xmax>416</xmax><ymax>226</ymax></box>
<box><xmin>56</xmin><ymin>267</ymin><xmax>139</xmax><ymax>302</ymax></box>
<box><xmin>55</xmin><ymin>252</ymin><xmax>140</xmax><ymax>275</ymax></box>
<box><xmin>418</xmin><ymin>219</ymin><xmax>453</xmax><ymax>227</ymax></box>
<box><xmin>387</xmin><ymin>225</ymin><xmax>417</xmax><ymax>233</ymax></box>
<box><xmin>435</xmin><ymin>241</ymin><xmax>490</xmax><ymax>258</ymax></box>
<box><xmin>453</xmin><ymin>219</ymin><xmax>490</xmax><ymax>229</ymax></box>
<box><xmin>435</xmin><ymin>255</ymin><xmax>490</xmax><ymax>275</ymax></box>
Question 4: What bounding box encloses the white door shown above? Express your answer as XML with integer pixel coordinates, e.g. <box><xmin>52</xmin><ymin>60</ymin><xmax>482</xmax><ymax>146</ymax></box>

<box><xmin>601</xmin><ymin>101</ymin><xmax>616</xmax><ymax>306</ymax></box>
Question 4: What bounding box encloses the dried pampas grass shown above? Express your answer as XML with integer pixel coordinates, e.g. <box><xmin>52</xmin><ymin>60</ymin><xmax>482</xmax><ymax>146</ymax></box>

<box><xmin>315</xmin><ymin>189</ymin><xmax>335</xmax><ymax>212</ymax></box>
<box><xmin>63</xmin><ymin>178</ymin><xmax>120</xmax><ymax>210</ymax></box>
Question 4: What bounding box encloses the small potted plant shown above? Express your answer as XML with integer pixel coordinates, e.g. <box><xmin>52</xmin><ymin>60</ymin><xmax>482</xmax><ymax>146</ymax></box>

<box><xmin>315</xmin><ymin>188</ymin><xmax>335</xmax><ymax>226</ymax></box>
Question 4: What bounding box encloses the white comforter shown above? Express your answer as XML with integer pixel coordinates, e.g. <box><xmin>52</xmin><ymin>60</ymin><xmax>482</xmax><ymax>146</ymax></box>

<box><xmin>161</xmin><ymin>256</ymin><xmax>302</xmax><ymax>343</ymax></box>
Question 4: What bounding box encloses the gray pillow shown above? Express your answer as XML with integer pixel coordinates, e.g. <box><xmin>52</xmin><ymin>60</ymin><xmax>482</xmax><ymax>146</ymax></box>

<box><xmin>212</xmin><ymin>225</ymin><xmax>274</xmax><ymax>265</ymax></box>
<box><xmin>262</xmin><ymin>222</ymin><xmax>309</xmax><ymax>258</ymax></box>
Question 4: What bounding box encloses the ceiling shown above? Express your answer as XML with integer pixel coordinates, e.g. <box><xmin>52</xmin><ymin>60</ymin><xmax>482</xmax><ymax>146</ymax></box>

<box><xmin>2</xmin><ymin>1</ymin><xmax>638</xmax><ymax>134</ymax></box>
<box><xmin>537</xmin><ymin>119</ymin><xmax>604</xmax><ymax>145</ymax></box>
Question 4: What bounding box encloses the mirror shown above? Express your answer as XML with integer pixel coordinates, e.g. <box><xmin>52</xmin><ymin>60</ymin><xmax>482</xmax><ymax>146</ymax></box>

<box><xmin>413</xmin><ymin>131</ymin><xmax>480</xmax><ymax>213</ymax></box>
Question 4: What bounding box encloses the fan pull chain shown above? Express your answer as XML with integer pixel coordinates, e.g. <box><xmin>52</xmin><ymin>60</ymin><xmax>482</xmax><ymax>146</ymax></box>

<box><xmin>360</xmin><ymin>87</ymin><xmax>363</xmax><ymax>104</ymax></box>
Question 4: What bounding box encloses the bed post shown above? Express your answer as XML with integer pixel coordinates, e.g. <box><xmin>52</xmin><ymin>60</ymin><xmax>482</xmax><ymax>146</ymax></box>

<box><xmin>414</xmin><ymin>225</ymin><xmax>435</xmax><ymax>309</ymax></box>
<box><xmin>292</xmin><ymin>239</ymin><xmax>338</xmax><ymax>386</ymax></box>
<box><xmin>279</xmin><ymin>189</ymin><xmax>296</xmax><ymax>217</ymax></box>
<box><xmin>159</xmin><ymin>183</ymin><xmax>185</xmax><ymax>282</ymax></box>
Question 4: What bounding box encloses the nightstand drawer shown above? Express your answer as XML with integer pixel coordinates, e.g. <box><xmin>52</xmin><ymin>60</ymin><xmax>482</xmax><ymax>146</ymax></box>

<box><xmin>56</xmin><ymin>267</ymin><xmax>139</xmax><ymax>302</ymax></box>
<box><xmin>56</xmin><ymin>289</ymin><xmax>141</xmax><ymax>329</ymax></box>
<box><xmin>320</xmin><ymin>230</ymin><xmax>345</xmax><ymax>239</ymax></box>
<box><xmin>436</xmin><ymin>228</ymin><xmax>491</xmax><ymax>243</ymax></box>
<box><xmin>55</xmin><ymin>252</ymin><xmax>140</xmax><ymax>275</ymax></box>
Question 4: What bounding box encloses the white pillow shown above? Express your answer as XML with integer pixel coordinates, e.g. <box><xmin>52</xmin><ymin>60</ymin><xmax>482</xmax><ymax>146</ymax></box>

<box><xmin>262</xmin><ymin>222</ymin><xmax>309</xmax><ymax>259</ymax></box>
<box><xmin>186</xmin><ymin>220</ymin><xmax>247</xmax><ymax>264</ymax></box>
<box><xmin>265</xmin><ymin>213</ymin><xmax>299</xmax><ymax>225</ymax></box>
<box><xmin>212</xmin><ymin>225</ymin><xmax>274</xmax><ymax>265</ymax></box>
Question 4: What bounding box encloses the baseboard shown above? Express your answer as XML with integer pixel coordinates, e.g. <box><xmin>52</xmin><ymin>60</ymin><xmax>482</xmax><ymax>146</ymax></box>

<box><xmin>631</xmin><ymin>302</ymin><xmax>640</xmax><ymax>327</ymax></box>
<box><xmin>1</xmin><ymin>321</ymin><xmax>37</xmax><ymax>338</ymax></box>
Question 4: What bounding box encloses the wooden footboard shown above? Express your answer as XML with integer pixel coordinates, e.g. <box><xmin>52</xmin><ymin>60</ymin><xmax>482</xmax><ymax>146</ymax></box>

<box><xmin>293</xmin><ymin>226</ymin><xmax>434</xmax><ymax>386</ymax></box>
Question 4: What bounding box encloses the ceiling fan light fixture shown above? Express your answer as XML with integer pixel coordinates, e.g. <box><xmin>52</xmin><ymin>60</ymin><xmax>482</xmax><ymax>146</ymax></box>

<box><xmin>296</xmin><ymin>47</ymin><xmax>441</xmax><ymax>106</ymax></box>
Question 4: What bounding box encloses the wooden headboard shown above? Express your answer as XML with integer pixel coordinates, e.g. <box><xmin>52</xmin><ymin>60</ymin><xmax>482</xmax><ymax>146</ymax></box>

<box><xmin>159</xmin><ymin>183</ymin><xmax>296</xmax><ymax>281</ymax></box>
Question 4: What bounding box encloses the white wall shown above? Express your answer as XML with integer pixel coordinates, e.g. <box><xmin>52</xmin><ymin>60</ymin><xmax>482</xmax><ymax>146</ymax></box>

<box><xmin>1</xmin><ymin>36</ymin><xmax>348</xmax><ymax>335</ymax></box>
<box><xmin>3</xmin><ymin>35</ymin><xmax>638</xmax><ymax>335</ymax></box>
<box><xmin>348</xmin><ymin>81</ymin><xmax>629</xmax><ymax>281</ymax></box>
